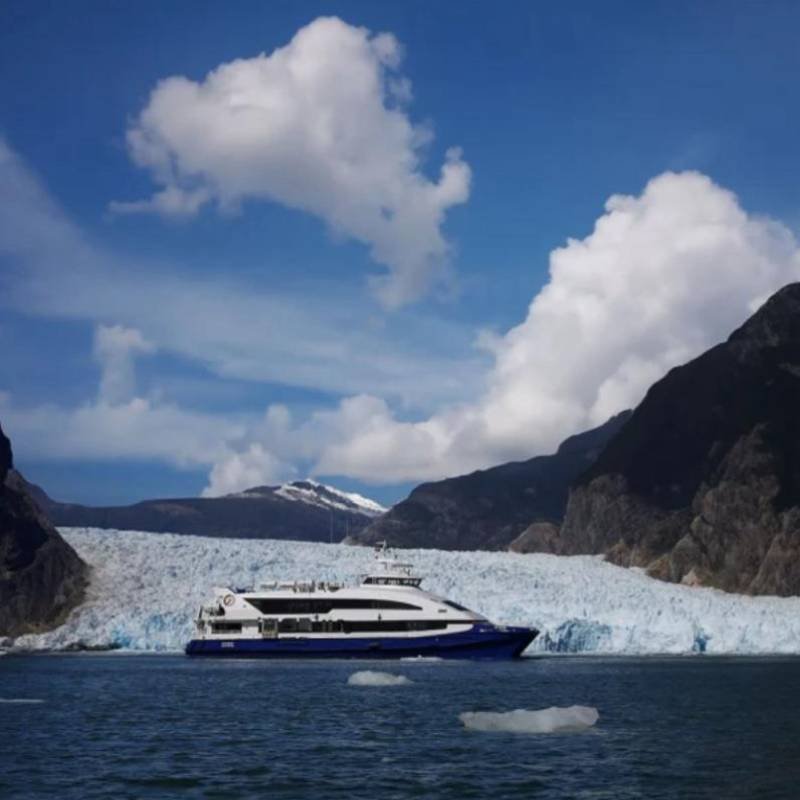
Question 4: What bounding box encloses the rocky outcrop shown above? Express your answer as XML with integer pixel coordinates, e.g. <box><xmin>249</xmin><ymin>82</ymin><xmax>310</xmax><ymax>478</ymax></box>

<box><xmin>508</xmin><ymin>522</ymin><xmax>561</xmax><ymax>554</ymax></box>
<box><xmin>33</xmin><ymin>480</ymin><xmax>383</xmax><ymax>543</ymax></box>
<box><xmin>0</xmin><ymin>423</ymin><xmax>87</xmax><ymax>636</ymax></box>
<box><xmin>350</xmin><ymin>412</ymin><xmax>630</xmax><ymax>550</ymax></box>
<box><xmin>553</xmin><ymin>283</ymin><xmax>800</xmax><ymax>595</ymax></box>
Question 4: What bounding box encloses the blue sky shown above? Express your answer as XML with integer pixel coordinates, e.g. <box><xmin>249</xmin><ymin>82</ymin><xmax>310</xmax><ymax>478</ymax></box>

<box><xmin>2</xmin><ymin>1</ymin><xmax>800</xmax><ymax>505</ymax></box>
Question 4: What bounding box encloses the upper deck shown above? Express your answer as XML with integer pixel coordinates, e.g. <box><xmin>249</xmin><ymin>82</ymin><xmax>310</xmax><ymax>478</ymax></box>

<box><xmin>361</xmin><ymin>555</ymin><xmax>422</xmax><ymax>587</ymax></box>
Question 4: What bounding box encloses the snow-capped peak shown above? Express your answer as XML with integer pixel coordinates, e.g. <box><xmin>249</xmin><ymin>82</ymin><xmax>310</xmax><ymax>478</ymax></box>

<box><xmin>233</xmin><ymin>479</ymin><xmax>386</xmax><ymax>517</ymax></box>
<box><xmin>274</xmin><ymin>480</ymin><xmax>387</xmax><ymax>517</ymax></box>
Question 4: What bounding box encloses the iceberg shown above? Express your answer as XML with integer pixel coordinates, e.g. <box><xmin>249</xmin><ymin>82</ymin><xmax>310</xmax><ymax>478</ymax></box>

<box><xmin>348</xmin><ymin>671</ymin><xmax>412</xmax><ymax>686</ymax></box>
<box><xmin>0</xmin><ymin>698</ymin><xmax>45</xmax><ymax>704</ymax></box>
<box><xmin>460</xmin><ymin>706</ymin><xmax>599</xmax><ymax>734</ymax></box>
<box><xmin>11</xmin><ymin>527</ymin><xmax>800</xmax><ymax>655</ymax></box>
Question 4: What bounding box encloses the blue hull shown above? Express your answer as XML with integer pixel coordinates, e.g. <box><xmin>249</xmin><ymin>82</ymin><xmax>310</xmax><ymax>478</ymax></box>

<box><xmin>185</xmin><ymin>624</ymin><xmax>537</xmax><ymax>660</ymax></box>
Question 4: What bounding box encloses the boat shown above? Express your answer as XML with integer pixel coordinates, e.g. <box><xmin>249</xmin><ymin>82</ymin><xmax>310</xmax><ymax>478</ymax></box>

<box><xmin>185</xmin><ymin>544</ymin><xmax>537</xmax><ymax>659</ymax></box>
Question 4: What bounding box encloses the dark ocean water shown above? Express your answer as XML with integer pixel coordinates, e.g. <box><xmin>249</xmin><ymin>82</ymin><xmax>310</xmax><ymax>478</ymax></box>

<box><xmin>2</xmin><ymin>654</ymin><xmax>800</xmax><ymax>799</ymax></box>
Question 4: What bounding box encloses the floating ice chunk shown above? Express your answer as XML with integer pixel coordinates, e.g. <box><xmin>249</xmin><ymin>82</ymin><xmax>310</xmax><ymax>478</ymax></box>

<box><xmin>0</xmin><ymin>698</ymin><xmax>45</xmax><ymax>704</ymax></box>
<box><xmin>400</xmin><ymin>656</ymin><xmax>443</xmax><ymax>662</ymax></box>
<box><xmin>459</xmin><ymin>705</ymin><xmax>599</xmax><ymax>734</ymax></box>
<box><xmin>348</xmin><ymin>670</ymin><xmax>412</xmax><ymax>686</ymax></box>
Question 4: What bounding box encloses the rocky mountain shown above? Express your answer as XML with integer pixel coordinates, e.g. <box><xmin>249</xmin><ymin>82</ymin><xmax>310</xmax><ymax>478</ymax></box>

<box><xmin>350</xmin><ymin>412</ymin><xmax>631</xmax><ymax>550</ymax></box>
<box><xmin>536</xmin><ymin>283</ymin><xmax>800</xmax><ymax>596</ymax></box>
<box><xmin>0</xmin><ymin>422</ymin><xmax>87</xmax><ymax>637</ymax></box>
<box><xmin>36</xmin><ymin>479</ymin><xmax>386</xmax><ymax>543</ymax></box>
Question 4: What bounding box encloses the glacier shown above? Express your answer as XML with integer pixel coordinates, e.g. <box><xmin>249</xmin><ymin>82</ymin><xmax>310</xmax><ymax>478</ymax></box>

<box><xmin>9</xmin><ymin>527</ymin><xmax>800</xmax><ymax>655</ymax></box>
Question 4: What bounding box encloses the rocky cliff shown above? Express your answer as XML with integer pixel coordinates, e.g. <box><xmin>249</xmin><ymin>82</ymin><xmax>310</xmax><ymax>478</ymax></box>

<box><xmin>0</xmin><ymin>422</ymin><xmax>87</xmax><ymax>636</ymax></box>
<box><xmin>351</xmin><ymin>412</ymin><xmax>630</xmax><ymax>550</ymax></box>
<box><xmin>551</xmin><ymin>283</ymin><xmax>800</xmax><ymax>595</ymax></box>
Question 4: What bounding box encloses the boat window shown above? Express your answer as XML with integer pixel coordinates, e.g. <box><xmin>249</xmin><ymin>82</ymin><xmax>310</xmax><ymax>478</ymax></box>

<box><xmin>443</xmin><ymin>600</ymin><xmax>471</xmax><ymax>612</ymax></box>
<box><xmin>273</xmin><ymin>618</ymin><xmax>472</xmax><ymax>634</ymax></box>
<box><xmin>309</xmin><ymin>620</ymin><xmax>345</xmax><ymax>633</ymax></box>
<box><xmin>341</xmin><ymin>620</ymin><xmax>450</xmax><ymax>633</ymax></box>
<box><xmin>211</xmin><ymin>622</ymin><xmax>242</xmax><ymax>633</ymax></box>
<box><xmin>363</xmin><ymin>577</ymin><xmax>422</xmax><ymax>587</ymax></box>
<box><xmin>245</xmin><ymin>598</ymin><xmax>422</xmax><ymax>614</ymax></box>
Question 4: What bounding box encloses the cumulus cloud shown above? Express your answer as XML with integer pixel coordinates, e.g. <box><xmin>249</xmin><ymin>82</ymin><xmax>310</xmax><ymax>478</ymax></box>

<box><xmin>0</xmin><ymin>342</ymin><xmax>297</xmax><ymax>492</ymax></box>
<box><xmin>297</xmin><ymin>171</ymin><xmax>800</xmax><ymax>482</ymax></box>
<box><xmin>202</xmin><ymin>443</ymin><xmax>291</xmax><ymax>497</ymax></box>
<box><xmin>111</xmin><ymin>16</ymin><xmax>471</xmax><ymax>307</ymax></box>
<box><xmin>5</xmin><ymin>127</ymin><xmax>800</xmax><ymax>494</ymax></box>
<box><xmin>94</xmin><ymin>324</ymin><xmax>154</xmax><ymax>405</ymax></box>
<box><xmin>0</xmin><ymin>136</ymin><xmax>483</xmax><ymax>411</ymax></box>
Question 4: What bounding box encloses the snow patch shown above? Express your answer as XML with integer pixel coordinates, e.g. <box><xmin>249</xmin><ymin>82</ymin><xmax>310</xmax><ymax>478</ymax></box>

<box><xmin>348</xmin><ymin>671</ymin><xmax>411</xmax><ymax>686</ymax></box>
<box><xmin>230</xmin><ymin>480</ymin><xmax>386</xmax><ymax>517</ymax></box>
<box><xmin>459</xmin><ymin>706</ymin><xmax>599</xmax><ymax>734</ymax></box>
<box><xmin>274</xmin><ymin>480</ymin><xmax>386</xmax><ymax>516</ymax></box>
<box><xmin>11</xmin><ymin>528</ymin><xmax>800</xmax><ymax>654</ymax></box>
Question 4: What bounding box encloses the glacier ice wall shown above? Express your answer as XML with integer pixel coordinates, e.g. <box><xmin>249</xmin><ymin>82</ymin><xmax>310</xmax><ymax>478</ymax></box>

<box><xmin>11</xmin><ymin>527</ymin><xmax>800</xmax><ymax>654</ymax></box>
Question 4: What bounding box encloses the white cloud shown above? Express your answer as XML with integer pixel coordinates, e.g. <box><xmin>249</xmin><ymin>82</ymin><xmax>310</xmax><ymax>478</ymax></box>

<box><xmin>111</xmin><ymin>16</ymin><xmax>471</xmax><ymax>307</ymax></box>
<box><xmin>297</xmin><ymin>172</ymin><xmax>800</xmax><ymax>482</ymax></box>
<box><xmin>94</xmin><ymin>324</ymin><xmax>154</xmax><ymax>405</ymax></box>
<box><xmin>202</xmin><ymin>443</ymin><xmax>291</xmax><ymax>497</ymax></box>
<box><xmin>0</xmin><ymin>137</ymin><xmax>484</xmax><ymax>412</ymax></box>
<box><xmin>5</xmin><ymin>130</ymin><xmax>800</xmax><ymax>494</ymax></box>
<box><xmin>0</xmin><ymin>395</ymin><xmax>241</xmax><ymax>469</ymax></box>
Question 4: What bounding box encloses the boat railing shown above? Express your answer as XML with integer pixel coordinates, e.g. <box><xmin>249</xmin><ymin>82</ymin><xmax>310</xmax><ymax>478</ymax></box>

<box><xmin>256</xmin><ymin>580</ymin><xmax>342</xmax><ymax>593</ymax></box>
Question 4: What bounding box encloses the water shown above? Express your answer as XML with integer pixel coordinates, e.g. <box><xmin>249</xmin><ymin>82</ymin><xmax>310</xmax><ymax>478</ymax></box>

<box><xmin>2</xmin><ymin>655</ymin><xmax>800</xmax><ymax>799</ymax></box>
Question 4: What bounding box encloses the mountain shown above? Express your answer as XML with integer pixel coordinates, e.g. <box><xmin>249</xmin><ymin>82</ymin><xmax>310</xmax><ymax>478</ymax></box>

<box><xmin>349</xmin><ymin>412</ymin><xmax>631</xmax><ymax>550</ymax></box>
<box><xmin>545</xmin><ymin>283</ymin><xmax>800</xmax><ymax>596</ymax></box>
<box><xmin>0</xmin><ymin>422</ymin><xmax>87</xmax><ymax>637</ymax></box>
<box><xmin>36</xmin><ymin>479</ymin><xmax>386</xmax><ymax>543</ymax></box>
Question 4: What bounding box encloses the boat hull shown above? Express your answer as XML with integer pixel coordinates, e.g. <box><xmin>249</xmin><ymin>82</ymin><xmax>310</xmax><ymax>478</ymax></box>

<box><xmin>185</xmin><ymin>624</ymin><xmax>536</xmax><ymax>660</ymax></box>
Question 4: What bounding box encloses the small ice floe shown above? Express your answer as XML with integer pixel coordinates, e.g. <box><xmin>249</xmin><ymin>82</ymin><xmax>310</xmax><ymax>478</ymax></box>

<box><xmin>459</xmin><ymin>705</ymin><xmax>598</xmax><ymax>734</ymax></box>
<box><xmin>347</xmin><ymin>670</ymin><xmax>412</xmax><ymax>686</ymax></box>
<box><xmin>400</xmin><ymin>656</ymin><xmax>443</xmax><ymax>662</ymax></box>
<box><xmin>0</xmin><ymin>698</ymin><xmax>45</xmax><ymax>704</ymax></box>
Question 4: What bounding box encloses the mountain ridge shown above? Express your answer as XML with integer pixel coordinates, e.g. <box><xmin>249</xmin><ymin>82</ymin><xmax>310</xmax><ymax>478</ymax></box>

<box><xmin>536</xmin><ymin>283</ymin><xmax>800</xmax><ymax>595</ymax></box>
<box><xmin>349</xmin><ymin>411</ymin><xmax>631</xmax><ymax>550</ymax></box>
<box><xmin>33</xmin><ymin>478</ymin><xmax>385</xmax><ymax>543</ymax></box>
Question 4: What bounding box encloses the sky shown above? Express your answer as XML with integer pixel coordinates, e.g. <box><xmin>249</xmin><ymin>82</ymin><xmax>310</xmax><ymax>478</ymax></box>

<box><xmin>2</xmin><ymin>0</ymin><xmax>800</xmax><ymax>506</ymax></box>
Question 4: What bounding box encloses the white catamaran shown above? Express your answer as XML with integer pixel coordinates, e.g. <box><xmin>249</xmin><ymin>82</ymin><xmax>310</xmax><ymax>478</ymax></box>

<box><xmin>185</xmin><ymin>545</ymin><xmax>537</xmax><ymax>659</ymax></box>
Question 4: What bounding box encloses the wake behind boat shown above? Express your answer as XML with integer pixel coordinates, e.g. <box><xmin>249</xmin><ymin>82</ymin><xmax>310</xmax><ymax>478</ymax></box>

<box><xmin>185</xmin><ymin>545</ymin><xmax>537</xmax><ymax>659</ymax></box>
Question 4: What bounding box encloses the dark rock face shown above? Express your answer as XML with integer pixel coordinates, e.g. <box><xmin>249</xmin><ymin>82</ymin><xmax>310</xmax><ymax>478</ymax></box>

<box><xmin>35</xmin><ymin>480</ymin><xmax>382</xmax><ymax>543</ymax></box>
<box><xmin>508</xmin><ymin>522</ymin><xmax>561</xmax><ymax>554</ymax></box>
<box><xmin>556</xmin><ymin>283</ymin><xmax>800</xmax><ymax>595</ymax></box>
<box><xmin>0</xmin><ymin>423</ymin><xmax>87</xmax><ymax>636</ymax></box>
<box><xmin>351</xmin><ymin>412</ymin><xmax>630</xmax><ymax>550</ymax></box>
